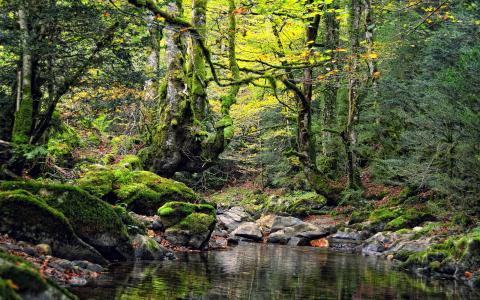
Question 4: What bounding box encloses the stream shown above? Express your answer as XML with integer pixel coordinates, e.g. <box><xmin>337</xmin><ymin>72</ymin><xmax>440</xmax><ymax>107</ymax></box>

<box><xmin>72</xmin><ymin>243</ymin><xmax>478</xmax><ymax>299</ymax></box>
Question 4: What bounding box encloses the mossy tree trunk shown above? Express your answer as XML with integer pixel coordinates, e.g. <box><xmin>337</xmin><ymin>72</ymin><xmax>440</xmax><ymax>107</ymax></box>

<box><xmin>141</xmin><ymin>0</ymin><xmax>239</xmax><ymax>177</ymax></box>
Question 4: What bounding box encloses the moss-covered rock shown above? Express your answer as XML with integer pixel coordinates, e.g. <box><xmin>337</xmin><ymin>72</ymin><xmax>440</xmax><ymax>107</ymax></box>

<box><xmin>165</xmin><ymin>213</ymin><xmax>216</xmax><ymax>249</ymax></box>
<box><xmin>400</xmin><ymin>227</ymin><xmax>480</xmax><ymax>277</ymax></box>
<box><xmin>117</xmin><ymin>154</ymin><xmax>142</xmax><ymax>170</ymax></box>
<box><xmin>0</xmin><ymin>249</ymin><xmax>77</xmax><ymax>300</ymax></box>
<box><xmin>286</xmin><ymin>193</ymin><xmax>326</xmax><ymax>216</ymax></box>
<box><xmin>384</xmin><ymin>208</ymin><xmax>435</xmax><ymax>231</ymax></box>
<box><xmin>0</xmin><ymin>190</ymin><xmax>106</xmax><ymax>264</ymax></box>
<box><xmin>77</xmin><ymin>168</ymin><xmax>198</xmax><ymax>215</ymax></box>
<box><xmin>0</xmin><ymin>181</ymin><xmax>133</xmax><ymax>261</ymax></box>
<box><xmin>157</xmin><ymin>202</ymin><xmax>215</xmax><ymax>228</ymax></box>
<box><xmin>158</xmin><ymin>202</ymin><xmax>216</xmax><ymax>249</ymax></box>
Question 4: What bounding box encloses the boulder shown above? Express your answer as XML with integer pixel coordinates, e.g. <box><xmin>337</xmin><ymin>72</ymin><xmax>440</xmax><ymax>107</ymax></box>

<box><xmin>229</xmin><ymin>222</ymin><xmax>263</xmax><ymax>242</ymax></box>
<box><xmin>267</xmin><ymin>222</ymin><xmax>319</xmax><ymax>244</ymax></box>
<box><xmin>165</xmin><ymin>213</ymin><xmax>216</xmax><ymax>249</ymax></box>
<box><xmin>158</xmin><ymin>203</ymin><xmax>217</xmax><ymax>250</ymax></box>
<box><xmin>158</xmin><ymin>202</ymin><xmax>216</xmax><ymax>228</ymax></box>
<box><xmin>0</xmin><ymin>181</ymin><xmax>133</xmax><ymax>261</ymax></box>
<box><xmin>77</xmin><ymin>168</ymin><xmax>198</xmax><ymax>215</ymax></box>
<box><xmin>131</xmin><ymin>234</ymin><xmax>172</xmax><ymax>260</ymax></box>
<box><xmin>217</xmin><ymin>206</ymin><xmax>251</xmax><ymax>232</ymax></box>
<box><xmin>328</xmin><ymin>229</ymin><xmax>368</xmax><ymax>252</ymax></box>
<box><xmin>270</xmin><ymin>216</ymin><xmax>303</xmax><ymax>233</ymax></box>
<box><xmin>0</xmin><ymin>250</ymin><xmax>77</xmax><ymax>299</ymax></box>
<box><xmin>0</xmin><ymin>190</ymin><xmax>106</xmax><ymax>265</ymax></box>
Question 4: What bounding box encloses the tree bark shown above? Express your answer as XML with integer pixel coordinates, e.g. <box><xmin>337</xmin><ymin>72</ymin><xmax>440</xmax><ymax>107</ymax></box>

<box><xmin>322</xmin><ymin>1</ymin><xmax>340</xmax><ymax>163</ymax></box>
<box><xmin>344</xmin><ymin>0</ymin><xmax>362</xmax><ymax>189</ymax></box>
<box><xmin>12</xmin><ymin>4</ymin><xmax>34</xmax><ymax>144</ymax></box>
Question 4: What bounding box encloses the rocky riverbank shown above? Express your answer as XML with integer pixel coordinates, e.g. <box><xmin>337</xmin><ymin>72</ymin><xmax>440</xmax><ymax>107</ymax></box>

<box><xmin>210</xmin><ymin>204</ymin><xmax>480</xmax><ymax>289</ymax></box>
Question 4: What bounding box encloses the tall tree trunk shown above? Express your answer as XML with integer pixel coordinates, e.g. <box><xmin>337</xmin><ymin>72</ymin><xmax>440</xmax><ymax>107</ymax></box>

<box><xmin>322</xmin><ymin>0</ymin><xmax>340</xmax><ymax>164</ymax></box>
<box><xmin>344</xmin><ymin>0</ymin><xmax>362</xmax><ymax>189</ymax></box>
<box><xmin>12</xmin><ymin>4</ymin><xmax>33</xmax><ymax>144</ymax></box>
<box><xmin>190</xmin><ymin>0</ymin><xmax>208</xmax><ymax>121</ymax></box>
<box><xmin>144</xmin><ymin>16</ymin><xmax>162</xmax><ymax>105</ymax></box>
<box><xmin>220</xmin><ymin>0</ymin><xmax>240</xmax><ymax>143</ymax></box>
<box><xmin>146</xmin><ymin>0</ymin><xmax>190</xmax><ymax>176</ymax></box>
<box><xmin>296</xmin><ymin>1</ymin><xmax>333</xmax><ymax>199</ymax></box>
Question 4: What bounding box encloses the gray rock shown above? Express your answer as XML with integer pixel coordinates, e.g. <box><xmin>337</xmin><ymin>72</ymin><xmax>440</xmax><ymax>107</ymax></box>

<box><xmin>229</xmin><ymin>222</ymin><xmax>262</xmax><ymax>241</ymax></box>
<box><xmin>72</xmin><ymin>260</ymin><xmax>104</xmax><ymax>272</ymax></box>
<box><xmin>217</xmin><ymin>206</ymin><xmax>251</xmax><ymax>232</ymax></box>
<box><xmin>268</xmin><ymin>223</ymin><xmax>319</xmax><ymax>244</ymax></box>
<box><xmin>270</xmin><ymin>216</ymin><xmax>303</xmax><ymax>233</ymax></box>
<box><xmin>296</xmin><ymin>230</ymin><xmax>330</xmax><ymax>240</ymax></box>
<box><xmin>132</xmin><ymin>234</ymin><xmax>170</xmax><ymax>260</ymax></box>
<box><xmin>330</xmin><ymin>230</ymin><xmax>366</xmax><ymax>241</ymax></box>
<box><xmin>287</xmin><ymin>236</ymin><xmax>309</xmax><ymax>246</ymax></box>
<box><xmin>165</xmin><ymin>228</ymin><xmax>213</xmax><ymax>250</ymax></box>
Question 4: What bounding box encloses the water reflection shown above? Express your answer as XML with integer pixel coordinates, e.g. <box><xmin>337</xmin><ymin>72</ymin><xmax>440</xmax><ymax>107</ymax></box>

<box><xmin>73</xmin><ymin>243</ymin><xmax>478</xmax><ymax>300</ymax></box>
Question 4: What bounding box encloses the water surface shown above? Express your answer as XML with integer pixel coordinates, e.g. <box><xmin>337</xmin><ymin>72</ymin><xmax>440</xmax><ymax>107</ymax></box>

<box><xmin>72</xmin><ymin>243</ymin><xmax>478</xmax><ymax>299</ymax></box>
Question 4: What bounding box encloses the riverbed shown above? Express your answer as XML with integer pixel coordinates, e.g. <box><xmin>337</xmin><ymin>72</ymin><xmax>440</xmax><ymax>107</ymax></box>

<box><xmin>72</xmin><ymin>243</ymin><xmax>478</xmax><ymax>299</ymax></box>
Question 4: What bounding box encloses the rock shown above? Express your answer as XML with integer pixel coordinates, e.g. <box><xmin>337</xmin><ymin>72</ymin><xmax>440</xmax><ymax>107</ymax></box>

<box><xmin>35</xmin><ymin>243</ymin><xmax>52</xmax><ymax>256</ymax></box>
<box><xmin>328</xmin><ymin>229</ymin><xmax>368</xmax><ymax>252</ymax></box>
<box><xmin>267</xmin><ymin>223</ymin><xmax>319</xmax><ymax>244</ymax></box>
<box><xmin>229</xmin><ymin>222</ymin><xmax>262</xmax><ymax>242</ymax></box>
<box><xmin>162</xmin><ymin>207</ymin><xmax>217</xmax><ymax>249</ymax></box>
<box><xmin>288</xmin><ymin>237</ymin><xmax>308</xmax><ymax>246</ymax></box>
<box><xmin>0</xmin><ymin>249</ymin><xmax>77</xmax><ymax>299</ymax></box>
<box><xmin>158</xmin><ymin>202</ymin><xmax>216</xmax><ymax>228</ymax></box>
<box><xmin>330</xmin><ymin>229</ymin><xmax>367</xmax><ymax>241</ymax></box>
<box><xmin>77</xmin><ymin>168</ymin><xmax>198</xmax><ymax>215</ymax></box>
<box><xmin>131</xmin><ymin>234</ymin><xmax>170</xmax><ymax>260</ymax></box>
<box><xmin>69</xmin><ymin>277</ymin><xmax>88</xmax><ymax>287</ymax></box>
<box><xmin>0</xmin><ymin>181</ymin><xmax>134</xmax><ymax>261</ymax></box>
<box><xmin>296</xmin><ymin>229</ymin><xmax>331</xmax><ymax>240</ymax></box>
<box><xmin>209</xmin><ymin>236</ymin><xmax>228</xmax><ymax>249</ymax></box>
<box><xmin>270</xmin><ymin>216</ymin><xmax>303</xmax><ymax>233</ymax></box>
<box><xmin>71</xmin><ymin>260</ymin><xmax>104</xmax><ymax>272</ymax></box>
<box><xmin>217</xmin><ymin>206</ymin><xmax>251</xmax><ymax>232</ymax></box>
<box><xmin>0</xmin><ymin>190</ymin><xmax>107</xmax><ymax>265</ymax></box>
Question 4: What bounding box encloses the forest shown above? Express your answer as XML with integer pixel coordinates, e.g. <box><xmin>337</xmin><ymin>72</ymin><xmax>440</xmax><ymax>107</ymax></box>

<box><xmin>0</xmin><ymin>0</ymin><xmax>479</xmax><ymax>299</ymax></box>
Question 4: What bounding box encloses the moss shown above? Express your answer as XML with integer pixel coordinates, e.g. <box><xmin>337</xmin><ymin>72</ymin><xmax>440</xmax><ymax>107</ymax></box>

<box><xmin>158</xmin><ymin>201</ymin><xmax>215</xmax><ymax>228</ymax></box>
<box><xmin>0</xmin><ymin>277</ymin><xmax>21</xmax><ymax>300</ymax></box>
<box><xmin>102</xmin><ymin>153</ymin><xmax>116</xmax><ymax>165</ymax></box>
<box><xmin>117</xmin><ymin>155</ymin><xmax>142</xmax><ymax>170</ymax></box>
<box><xmin>401</xmin><ymin>227</ymin><xmax>480</xmax><ymax>271</ymax></box>
<box><xmin>384</xmin><ymin>208</ymin><xmax>435</xmax><ymax>231</ymax></box>
<box><xmin>113</xmin><ymin>204</ymin><xmax>146</xmax><ymax>235</ymax></box>
<box><xmin>0</xmin><ymin>250</ymin><xmax>77</xmax><ymax>299</ymax></box>
<box><xmin>0</xmin><ymin>181</ymin><xmax>130</xmax><ymax>260</ymax></box>
<box><xmin>349</xmin><ymin>210</ymin><xmax>369</xmax><ymax>225</ymax></box>
<box><xmin>286</xmin><ymin>192</ymin><xmax>326</xmax><ymax>216</ymax></box>
<box><xmin>0</xmin><ymin>181</ymin><xmax>128</xmax><ymax>240</ymax></box>
<box><xmin>368</xmin><ymin>207</ymin><xmax>402</xmax><ymax>224</ymax></box>
<box><xmin>116</xmin><ymin>171</ymin><xmax>197</xmax><ymax>215</ymax></box>
<box><xmin>0</xmin><ymin>264</ymin><xmax>48</xmax><ymax>294</ymax></box>
<box><xmin>168</xmin><ymin>213</ymin><xmax>216</xmax><ymax>235</ymax></box>
<box><xmin>146</xmin><ymin>238</ymin><xmax>160</xmax><ymax>252</ymax></box>
<box><xmin>76</xmin><ymin>169</ymin><xmax>116</xmax><ymax>199</ymax></box>
<box><xmin>76</xmin><ymin>166</ymin><xmax>198</xmax><ymax>215</ymax></box>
